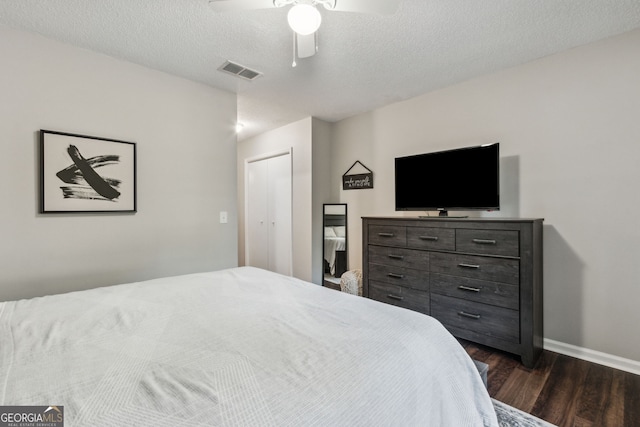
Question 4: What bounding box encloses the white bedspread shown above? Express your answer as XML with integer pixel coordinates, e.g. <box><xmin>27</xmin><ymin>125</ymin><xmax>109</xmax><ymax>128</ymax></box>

<box><xmin>0</xmin><ymin>267</ymin><xmax>498</xmax><ymax>426</ymax></box>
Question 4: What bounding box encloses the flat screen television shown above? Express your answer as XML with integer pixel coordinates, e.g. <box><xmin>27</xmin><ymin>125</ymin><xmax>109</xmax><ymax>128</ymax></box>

<box><xmin>394</xmin><ymin>143</ymin><xmax>499</xmax><ymax>216</ymax></box>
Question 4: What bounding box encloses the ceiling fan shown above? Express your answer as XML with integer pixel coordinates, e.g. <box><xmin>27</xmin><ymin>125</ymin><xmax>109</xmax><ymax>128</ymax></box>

<box><xmin>208</xmin><ymin>0</ymin><xmax>401</xmax><ymax>66</ymax></box>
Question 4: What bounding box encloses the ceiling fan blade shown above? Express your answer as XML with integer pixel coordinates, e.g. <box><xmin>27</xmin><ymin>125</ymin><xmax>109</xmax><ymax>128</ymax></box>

<box><xmin>296</xmin><ymin>33</ymin><xmax>317</xmax><ymax>58</ymax></box>
<box><xmin>208</xmin><ymin>0</ymin><xmax>276</xmax><ymax>12</ymax></box>
<box><xmin>328</xmin><ymin>0</ymin><xmax>400</xmax><ymax>15</ymax></box>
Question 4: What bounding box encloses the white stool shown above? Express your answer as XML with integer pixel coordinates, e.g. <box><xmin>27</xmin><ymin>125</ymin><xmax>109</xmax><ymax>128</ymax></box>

<box><xmin>339</xmin><ymin>269</ymin><xmax>362</xmax><ymax>296</ymax></box>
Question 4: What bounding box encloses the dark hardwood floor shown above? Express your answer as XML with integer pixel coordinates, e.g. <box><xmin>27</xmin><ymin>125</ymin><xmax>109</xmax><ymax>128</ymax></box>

<box><xmin>460</xmin><ymin>340</ymin><xmax>640</xmax><ymax>427</ymax></box>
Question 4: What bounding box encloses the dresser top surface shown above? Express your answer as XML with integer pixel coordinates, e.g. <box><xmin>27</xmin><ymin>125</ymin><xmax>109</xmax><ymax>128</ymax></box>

<box><xmin>362</xmin><ymin>216</ymin><xmax>543</xmax><ymax>223</ymax></box>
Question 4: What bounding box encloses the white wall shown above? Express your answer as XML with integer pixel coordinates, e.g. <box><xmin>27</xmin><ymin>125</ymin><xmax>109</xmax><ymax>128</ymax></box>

<box><xmin>237</xmin><ymin>117</ymin><xmax>332</xmax><ymax>284</ymax></box>
<box><xmin>311</xmin><ymin>118</ymin><xmax>333</xmax><ymax>284</ymax></box>
<box><xmin>0</xmin><ymin>26</ymin><xmax>238</xmax><ymax>301</ymax></box>
<box><xmin>237</xmin><ymin>118</ymin><xmax>313</xmax><ymax>282</ymax></box>
<box><xmin>331</xmin><ymin>28</ymin><xmax>640</xmax><ymax>363</ymax></box>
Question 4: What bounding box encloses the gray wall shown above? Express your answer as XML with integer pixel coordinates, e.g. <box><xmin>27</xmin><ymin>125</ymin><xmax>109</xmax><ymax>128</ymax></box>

<box><xmin>331</xmin><ymin>28</ymin><xmax>640</xmax><ymax>363</ymax></box>
<box><xmin>0</xmin><ymin>26</ymin><xmax>238</xmax><ymax>301</ymax></box>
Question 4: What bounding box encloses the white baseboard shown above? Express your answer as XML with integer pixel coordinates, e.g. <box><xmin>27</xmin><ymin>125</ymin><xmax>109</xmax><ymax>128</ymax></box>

<box><xmin>544</xmin><ymin>338</ymin><xmax>640</xmax><ymax>376</ymax></box>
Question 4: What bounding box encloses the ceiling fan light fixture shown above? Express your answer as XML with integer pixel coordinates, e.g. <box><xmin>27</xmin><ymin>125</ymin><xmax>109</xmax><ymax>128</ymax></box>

<box><xmin>287</xmin><ymin>4</ymin><xmax>322</xmax><ymax>35</ymax></box>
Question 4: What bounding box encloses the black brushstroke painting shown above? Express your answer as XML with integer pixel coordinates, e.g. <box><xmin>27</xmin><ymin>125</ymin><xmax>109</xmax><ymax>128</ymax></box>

<box><xmin>40</xmin><ymin>129</ymin><xmax>136</xmax><ymax>213</ymax></box>
<box><xmin>57</xmin><ymin>145</ymin><xmax>121</xmax><ymax>201</ymax></box>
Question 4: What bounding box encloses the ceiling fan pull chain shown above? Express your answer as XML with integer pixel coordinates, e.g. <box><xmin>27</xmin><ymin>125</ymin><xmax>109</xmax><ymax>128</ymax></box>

<box><xmin>292</xmin><ymin>31</ymin><xmax>298</xmax><ymax>67</ymax></box>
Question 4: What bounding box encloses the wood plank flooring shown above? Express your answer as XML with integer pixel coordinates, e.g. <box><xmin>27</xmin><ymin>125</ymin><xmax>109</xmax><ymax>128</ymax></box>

<box><xmin>460</xmin><ymin>340</ymin><xmax>640</xmax><ymax>427</ymax></box>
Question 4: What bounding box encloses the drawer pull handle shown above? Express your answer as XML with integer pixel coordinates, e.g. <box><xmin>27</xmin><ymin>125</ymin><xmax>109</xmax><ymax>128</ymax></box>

<box><xmin>419</xmin><ymin>236</ymin><xmax>439</xmax><ymax>241</ymax></box>
<box><xmin>388</xmin><ymin>254</ymin><xmax>405</xmax><ymax>260</ymax></box>
<box><xmin>378</xmin><ymin>232</ymin><xmax>395</xmax><ymax>237</ymax></box>
<box><xmin>387</xmin><ymin>294</ymin><xmax>404</xmax><ymax>301</ymax></box>
<box><xmin>459</xmin><ymin>263</ymin><xmax>480</xmax><ymax>269</ymax></box>
<box><xmin>387</xmin><ymin>273</ymin><xmax>404</xmax><ymax>279</ymax></box>
<box><xmin>458</xmin><ymin>285</ymin><xmax>481</xmax><ymax>293</ymax></box>
<box><xmin>458</xmin><ymin>311</ymin><xmax>481</xmax><ymax>320</ymax></box>
<box><xmin>473</xmin><ymin>238</ymin><xmax>497</xmax><ymax>245</ymax></box>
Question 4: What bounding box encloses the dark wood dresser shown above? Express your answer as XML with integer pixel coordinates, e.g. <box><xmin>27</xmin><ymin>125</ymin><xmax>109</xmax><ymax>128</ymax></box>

<box><xmin>362</xmin><ymin>216</ymin><xmax>543</xmax><ymax>368</ymax></box>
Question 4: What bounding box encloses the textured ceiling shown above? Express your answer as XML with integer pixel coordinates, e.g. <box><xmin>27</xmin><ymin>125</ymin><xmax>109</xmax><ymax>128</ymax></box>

<box><xmin>1</xmin><ymin>0</ymin><xmax>639</xmax><ymax>140</ymax></box>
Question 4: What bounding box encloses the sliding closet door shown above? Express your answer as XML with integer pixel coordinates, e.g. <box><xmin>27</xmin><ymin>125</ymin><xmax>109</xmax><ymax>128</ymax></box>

<box><xmin>245</xmin><ymin>152</ymin><xmax>292</xmax><ymax>276</ymax></box>
<box><xmin>267</xmin><ymin>153</ymin><xmax>292</xmax><ymax>275</ymax></box>
<box><xmin>246</xmin><ymin>159</ymin><xmax>269</xmax><ymax>270</ymax></box>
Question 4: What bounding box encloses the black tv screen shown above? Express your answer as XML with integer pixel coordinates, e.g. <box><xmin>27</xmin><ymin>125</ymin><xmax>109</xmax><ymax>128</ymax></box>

<box><xmin>395</xmin><ymin>143</ymin><xmax>500</xmax><ymax>213</ymax></box>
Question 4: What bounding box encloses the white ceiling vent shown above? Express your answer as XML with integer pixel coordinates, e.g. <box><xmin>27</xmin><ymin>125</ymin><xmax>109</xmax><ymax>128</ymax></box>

<box><xmin>218</xmin><ymin>61</ymin><xmax>262</xmax><ymax>81</ymax></box>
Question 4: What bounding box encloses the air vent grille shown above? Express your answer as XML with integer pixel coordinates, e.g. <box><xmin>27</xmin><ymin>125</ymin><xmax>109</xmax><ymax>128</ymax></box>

<box><xmin>218</xmin><ymin>61</ymin><xmax>262</xmax><ymax>81</ymax></box>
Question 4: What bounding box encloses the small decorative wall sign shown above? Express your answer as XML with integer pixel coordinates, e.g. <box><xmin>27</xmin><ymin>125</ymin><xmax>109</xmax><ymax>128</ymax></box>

<box><xmin>40</xmin><ymin>130</ymin><xmax>137</xmax><ymax>213</ymax></box>
<box><xmin>342</xmin><ymin>160</ymin><xmax>374</xmax><ymax>190</ymax></box>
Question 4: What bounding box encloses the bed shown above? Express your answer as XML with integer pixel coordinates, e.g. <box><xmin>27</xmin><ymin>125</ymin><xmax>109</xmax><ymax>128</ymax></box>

<box><xmin>0</xmin><ymin>266</ymin><xmax>498</xmax><ymax>426</ymax></box>
<box><xmin>323</xmin><ymin>225</ymin><xmax>346</xmax><ymax>276</ymax></box>
<box><xmin>323</xmin><ymin>213</ymin><xmax>347</xmax><ymax>277</ymax></box>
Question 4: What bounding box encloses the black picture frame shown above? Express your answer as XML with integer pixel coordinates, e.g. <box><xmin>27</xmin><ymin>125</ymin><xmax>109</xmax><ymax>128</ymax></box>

<box><xmin>40</xmin><ymin>130</ymin><xmax>137</xmax><ymax>213</ymax></box>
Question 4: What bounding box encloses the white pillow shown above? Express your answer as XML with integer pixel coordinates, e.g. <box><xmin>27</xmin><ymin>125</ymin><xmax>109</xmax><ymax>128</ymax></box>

<box><xmin>334</xmin><ymin>226</ymin><xmax>346</xmax><ymax>237</ymax></box>
<box><xmin>325</xmin><ymin>227</ymin><xmax>337</xmax><ymax>237</ymax></box>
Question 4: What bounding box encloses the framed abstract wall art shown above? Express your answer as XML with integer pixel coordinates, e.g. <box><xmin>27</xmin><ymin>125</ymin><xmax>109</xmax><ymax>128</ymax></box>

<box><xmin>40</xmin><ymin>130</ymin><xmax>137</xmax><ymax>213</ymax></box>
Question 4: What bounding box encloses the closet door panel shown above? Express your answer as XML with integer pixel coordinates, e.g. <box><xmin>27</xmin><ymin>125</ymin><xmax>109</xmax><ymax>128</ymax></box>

<box><xmin>267</xmin><ymin>154</ymin><xmax>292</xmax><ymax>275</ymax></box>
<box><xmin>246</xmin><ymin>159</ymin><xmax>269</xmax><ymax>270</ymax></box>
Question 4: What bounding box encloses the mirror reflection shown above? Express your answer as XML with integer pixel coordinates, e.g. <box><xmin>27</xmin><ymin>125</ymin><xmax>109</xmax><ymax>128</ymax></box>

<box><xmin>323</xmin><ymin>204</ymin><xmax>347</xmax><ymax>288</ymax></box>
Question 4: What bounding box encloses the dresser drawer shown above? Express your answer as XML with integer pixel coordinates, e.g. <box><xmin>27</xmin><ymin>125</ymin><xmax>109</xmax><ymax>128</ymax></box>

<box><xmin>369</xmin><ymin>280</ymin><xmax>430</xmax><ymax>315</ymax></box>
<box><xmin>431</xmin><ymin>273</ymin><xmax>519</xmax><ymax>310</ymax></box>
<box><xmin>431</xmin><ymin>294</ymin><xmax>519</xmax><ymax>342</ymax></box>
<box><xmin>368</xmin><ymin>225</ymin><xmax>406</xmax><ymax>247</ymax></box>
<box><xmin>369</xmin><ymin>263</ymin><xmax>429</xmax><ymax>291</ymax></box>
<box><xmin>368</xmin><ymin>245</ymin><xmax>429</xmax><ymax>270</ymax></box>
<box><xmin>406</xmin><ymin>226</ymin><xmax>455</xmax><ymax>251</ymax></box>
<box><xmin>456</xmin><ymin>229</ymin><xmax>519</xmax><ymax>257</ymax></box>
<box><xmin>430</xmin><ymin>252</ymin><xmax>519</xmax><ymax>285</ymax></box>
